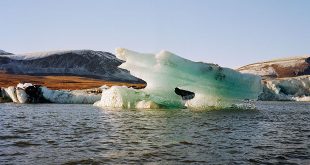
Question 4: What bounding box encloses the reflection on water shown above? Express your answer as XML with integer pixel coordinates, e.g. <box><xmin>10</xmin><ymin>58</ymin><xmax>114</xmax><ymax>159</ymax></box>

<box><xmin>0</xmin><ymin>102</ymin><xmax>309</xmax><ymax>164</ymax></box>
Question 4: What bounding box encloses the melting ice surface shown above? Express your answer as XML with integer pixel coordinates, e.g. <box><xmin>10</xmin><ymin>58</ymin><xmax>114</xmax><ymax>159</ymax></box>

<box><xmin>94</xmin><ymin>49</ymin><xmax>262</xmax><ymax>110</ymax></box>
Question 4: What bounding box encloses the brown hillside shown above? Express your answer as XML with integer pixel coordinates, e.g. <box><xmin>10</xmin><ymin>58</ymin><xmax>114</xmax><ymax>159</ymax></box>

<box><xmin>237</xmin><ymin>56</ymin><xmax>310</xmax><ymax>79</ymax></box>
<box><xmin>0</xmin><ymin>72</ymin><xmax>146</xmax><ymax>90</ymax></box>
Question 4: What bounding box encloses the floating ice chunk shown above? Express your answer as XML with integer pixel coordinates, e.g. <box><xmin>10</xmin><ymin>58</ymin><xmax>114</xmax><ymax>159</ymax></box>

<box><xmin>17</xmin><ymin>83</ymin><xmax>33</xmax><ymax>89</ymax></box>
<box><xmin>3</xmin><ymin>85</ymin><xmax>33</xmax><ymax>103</ymax></box>
<box><xmin>2</xmin><ymin>83</ymin><xmax>102</xmax><ymax>104</ymax></box>
<box><xmin>293</xmin><ymin>96</ymin><xmax>310</xmax><ymax>102</ymax></box>
<box><xmin>95</xmin><ymin>49</ymin><xmax>262</xmax><ymax>109</ymax></box>
<box><xmin>259</xmin><ymin>75</ymin><xmax>310</xmax><ymax>101</ymax></box>
<box><xmin>94</xmin><ymin>86</ymin><xmax>151</xmax><ymax>108</ymax></box>
<box><xmin>93</xmin><ymin>86</ymin><xmax>161</xmax><ymax>109</ymax></box>
<box><xmin>41</xmin><ymin>87</ymin><xmax>101</xmax><ymax>104</ymax></box>
<box><xmin>99</xmin><ymin>85</ymin><xmax>110</xmax><ymax>90</ymax></box>
<box><xmin>135</xmin><ymin>100</ymin><xmax>160</xmax><ymax>109</ymax></box>
<box><xmin>4</xmin><ymin>86</ymin><xmax>19</xmax><ymax>103</ymax></box>
<box><xmin>16</xmin><ymin>89</ymin><xmax>28</xmax><ymax>103</ymax></box>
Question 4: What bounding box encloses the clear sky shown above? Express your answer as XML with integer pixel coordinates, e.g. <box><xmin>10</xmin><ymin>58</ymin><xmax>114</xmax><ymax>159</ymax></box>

<box><xmin>0</xmin><ymin>0</ymin><xmax>309</xmax><ymax>68</ymax></box>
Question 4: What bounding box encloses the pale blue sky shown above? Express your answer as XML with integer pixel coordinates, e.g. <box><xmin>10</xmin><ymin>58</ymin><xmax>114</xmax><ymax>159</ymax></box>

<box><xmin>0</xmin><ymin>0</ymin><xmax>309</xmax><ymax>68</ymax></box>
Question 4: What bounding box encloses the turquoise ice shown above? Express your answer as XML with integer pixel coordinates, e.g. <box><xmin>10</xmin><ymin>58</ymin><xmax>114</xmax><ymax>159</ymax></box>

<box><xmin>95</xmin><ymin>49</ymin><xmax>262</xmax><ymax>109</ymax></box>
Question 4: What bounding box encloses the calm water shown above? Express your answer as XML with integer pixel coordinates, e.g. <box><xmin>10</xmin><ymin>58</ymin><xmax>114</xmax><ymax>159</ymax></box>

<box><xmin>0</xmin><ymin>102</ymin><xmax>309</xmax><ymax>165</ymax></box>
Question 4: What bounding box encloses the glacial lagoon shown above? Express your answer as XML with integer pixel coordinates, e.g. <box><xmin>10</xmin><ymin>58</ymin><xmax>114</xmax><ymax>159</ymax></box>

<box><xmin>0</xmin><ymin>102</ymin><xmax>309</xmax><ymax>164</ymax></box>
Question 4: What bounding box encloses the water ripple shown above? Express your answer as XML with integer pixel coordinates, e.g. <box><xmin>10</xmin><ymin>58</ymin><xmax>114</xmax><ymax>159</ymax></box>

<box><xmin>0</xmin><ymin>102</ymin><xmax>309</xmax><ymax>164</ymax></box>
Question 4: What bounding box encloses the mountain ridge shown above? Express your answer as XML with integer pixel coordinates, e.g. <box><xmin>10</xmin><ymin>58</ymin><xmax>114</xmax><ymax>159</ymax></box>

<box><xmin>0</xmin><ymin>49</ymin><xmax>144</xmax><ymax>83</ymax></box>
<box><xmin>0</xmin><ymin>49</ymin><xmax>13</xmax><ymax>55</ymax></box>
<box><xmin>237</xmin><ymin>56</ymin><xmax>310</xmax><ymax>101</ymax></box>
<box><xmin>237</xmin><ymin>56</ymin><xmax>310</xmax><ymax>79</ymax></box>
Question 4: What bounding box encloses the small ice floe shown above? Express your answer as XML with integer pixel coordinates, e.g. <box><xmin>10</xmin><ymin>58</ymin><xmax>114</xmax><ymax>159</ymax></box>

<box><xmin>17</xmin><ymin>83</ymin><xmax>33</xmax><ymax>89</ymax></box>
<box><xmin>2</xmin><ymin>83</ymin><xmax>48</xmax><ymax>103</ymax></box>
<box><xmin>40</xmin><ymin>87</ymin><xmax>101</xmax><ymax>104</ymax></box>
<box><xmin>1</xmin><ymin>83</ymin><xmax>102</xmax><ymax>104</ymax></box>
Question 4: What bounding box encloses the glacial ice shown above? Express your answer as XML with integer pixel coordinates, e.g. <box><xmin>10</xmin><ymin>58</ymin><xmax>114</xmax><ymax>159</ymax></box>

<box><xmin>17</xmin><ymin>83</ymin><xmax>33</xmax><ymax>89</ymax></box>
<box><xmin>1</xmin><ymin>83</ymin><xmax>101</xmax><ymax>104</ymax></box>
<box><xmin>259</xmin><ymin>75</ymin><xmax>310</xmax><ymax>101</ymax></box>
<box><xmin>4</xmin><ymin>86</ymin><xmax>19</xmax><ymax>103</ymax></box>
<box><xmin>16</xmin><ymin>89</ymin><xmax>28</xmax><ymax>104</ymax></box>
<box><xmin>94</xmin><ymin>86</ymin><xmax>160</xmax><ymax>109</ymax></box>
<box><xmin>94</xmin><ymin>49</ymin><xmax>262</xmax><ymax>109</ymax></box>
<box><xmin>41</xmin><ymin>87</ymin><xmax>101</xmax><ymax>104</ymax></box>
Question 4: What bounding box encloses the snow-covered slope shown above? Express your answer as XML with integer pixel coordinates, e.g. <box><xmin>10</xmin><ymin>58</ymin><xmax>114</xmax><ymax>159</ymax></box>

<box><xmin>237</xmin><ymin>56</ymin><xmax>309</xmax><ymax>79</ymax></box>
<box><xmin>0</xmin><ymin>49</ymin><xmax>143</xmax><ymax>83</ymax></box>
<box><xmin>0</xmin><ymin>49</ymin><xmax>13</xmax><ymax>55</ymax></box>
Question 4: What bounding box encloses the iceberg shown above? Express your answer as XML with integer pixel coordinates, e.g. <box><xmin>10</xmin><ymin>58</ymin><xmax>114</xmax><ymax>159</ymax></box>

<box><xmin>1</xmin><ymin>83</ymin><xmax>101</xmax><ymax>104</ymax></box>
<box><xmin>94</xmin><ymin>86</ymin><xmax>161</xmax><ymax>109</ymax></box>
<box><xmin>1</xmin><ymin>83</ymin><xmax>48</xmax><ymax>103</ymax></box>
<box><xmin>4</xmin><ymin>86</ymin><xmax>19</xmax><ymax>103</ymax></box>
<box><xmin>259</xmin><ymin>75</ymin><xmax>310</xmax><ymax>101</ymax></box>
<box><xmin>40</xmin><ymin>87</ymin><xmax>101</xmax><ymax>104</ymax></box>
<box><xmin>95</xmin><ymin>49</ymin><xmax>262</xmax><ymax>109</ymax></box>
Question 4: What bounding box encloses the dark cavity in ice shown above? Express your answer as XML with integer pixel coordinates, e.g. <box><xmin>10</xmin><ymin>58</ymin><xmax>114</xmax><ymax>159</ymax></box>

<box><xmin>175</xmin><ymin>87</ymin><xmax>195</xmax><ymax>100</ymax></box>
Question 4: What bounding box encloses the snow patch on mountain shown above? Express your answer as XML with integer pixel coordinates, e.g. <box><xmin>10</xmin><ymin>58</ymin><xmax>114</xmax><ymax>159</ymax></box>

<box><xmin>0</xmin><ymin>49</ymin><xmax>13</xmax><ymax>55</ymax></box>
<box><xmin>238</xmin><ymin>56</ymin><xmax>309</xmax><ymax>79</ymax></box>
<box><xmin>5</xmin><ymin>50</ymin><xmax>116</xmax><ymax>60</ymax></box>
<box><xmin>0</xmin><ymin>49</ymin><xmax>143</xmax><ymax>83</ymax></box>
